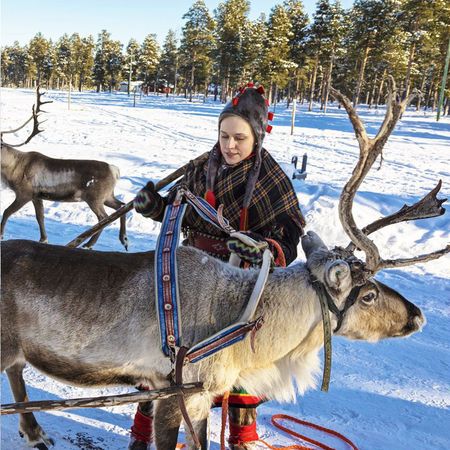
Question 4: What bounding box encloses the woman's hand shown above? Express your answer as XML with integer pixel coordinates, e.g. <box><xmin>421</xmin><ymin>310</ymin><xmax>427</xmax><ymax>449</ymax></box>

<box><xmin>134</xmin><ymin>181</ymin><xmax>165</xmax><ymax>219</ymax></box>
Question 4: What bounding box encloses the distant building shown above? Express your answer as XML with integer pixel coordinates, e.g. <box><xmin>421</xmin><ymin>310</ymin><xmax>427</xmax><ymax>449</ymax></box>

<box><xmin>119</xmin><ymin>81</ymin><xmax>144</xmax><ymax>92</ymax></box>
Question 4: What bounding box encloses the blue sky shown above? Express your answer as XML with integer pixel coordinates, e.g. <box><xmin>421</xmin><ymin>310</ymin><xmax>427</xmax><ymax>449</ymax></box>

<box><xmin>1</xmin><ymin>0</ymin><xmax>354</xmax><ymax>47</ymax></box>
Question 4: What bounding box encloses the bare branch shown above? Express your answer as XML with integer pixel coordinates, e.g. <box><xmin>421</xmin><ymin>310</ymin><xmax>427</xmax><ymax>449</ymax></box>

<box><xmin>1</xmin><ymin>382</ymin><xmax>203</xmax><ymax>415</ymax></box>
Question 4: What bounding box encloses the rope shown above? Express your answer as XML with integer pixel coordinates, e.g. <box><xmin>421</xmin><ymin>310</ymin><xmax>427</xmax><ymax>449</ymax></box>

<box><xmin>220</xmin><ymin>391</ymin><xmax>230</xmax><ymax>450</ymax></box>
<box><xmin>261</xmin><ymin>414</ymin><xmax>359</xmax><ymax>450</ymax></box>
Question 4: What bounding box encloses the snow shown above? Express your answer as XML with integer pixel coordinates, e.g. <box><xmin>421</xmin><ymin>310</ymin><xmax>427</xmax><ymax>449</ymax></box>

<box><xmin>1</xmin><ymin>88</ymin><xmax>449</xmax><ymax>450</ymax></box>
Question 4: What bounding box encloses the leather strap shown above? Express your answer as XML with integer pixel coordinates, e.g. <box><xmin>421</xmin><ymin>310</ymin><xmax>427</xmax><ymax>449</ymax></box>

<box><xmin>175</xmin><ymin>346</ymin><xmax>201</xmax><ymax>449</ymax></box>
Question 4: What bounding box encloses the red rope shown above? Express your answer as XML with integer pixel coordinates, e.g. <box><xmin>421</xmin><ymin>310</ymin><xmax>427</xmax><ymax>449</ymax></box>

<box><xmin>220</xmin><ymin>391</ymin><xmax>230</xmax><ymax>450</ymax></box>
<box><xmin>266</xmin><ymin>414</ymin><xmax>359</xmax><ymax>450</ymax></box>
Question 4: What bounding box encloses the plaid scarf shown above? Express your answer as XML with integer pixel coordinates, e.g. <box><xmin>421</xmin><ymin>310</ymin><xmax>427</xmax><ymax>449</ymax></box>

<box><xmin>178</xmin><ymin>146</ymin><xmax>305</xmax><ymax>239</ymax></box>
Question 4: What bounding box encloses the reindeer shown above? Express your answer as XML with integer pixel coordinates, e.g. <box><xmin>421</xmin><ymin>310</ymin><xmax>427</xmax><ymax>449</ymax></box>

<box><xmin>1</xmin><ymin>88</ymin><xmax>128</xmax><ymax>249</ymax></box>
<box><xmin>1</xmin><ymin>79</ymin><xmax>448</xmax><ymax>450</ymax></box>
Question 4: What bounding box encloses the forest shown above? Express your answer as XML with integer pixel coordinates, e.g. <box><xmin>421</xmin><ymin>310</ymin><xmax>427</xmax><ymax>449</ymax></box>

<box><xmin>1</xmin><ymin>0</ymin><xmax>449</xmax><ymax>112</ymax></box>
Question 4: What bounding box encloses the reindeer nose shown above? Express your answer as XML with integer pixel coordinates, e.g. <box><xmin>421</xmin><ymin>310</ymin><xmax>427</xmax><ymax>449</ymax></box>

<box><xmin>405</xmin><ymin>307</ymin><xmax>426</xmax><ymax>333</ymax></box>
<box><xmin>414</xmin><ymin>310</ymin><xmax>426</xmax><ymax>331</ymax></box>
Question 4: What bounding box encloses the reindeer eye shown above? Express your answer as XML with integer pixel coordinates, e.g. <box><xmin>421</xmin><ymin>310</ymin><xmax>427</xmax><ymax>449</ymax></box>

<box><xmin>361</xmin><ymin>292</ymin><xmax>376</xmax><ymax>304</ymax></box>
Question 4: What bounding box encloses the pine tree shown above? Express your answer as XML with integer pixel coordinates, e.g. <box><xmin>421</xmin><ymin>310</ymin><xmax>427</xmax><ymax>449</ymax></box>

<box><xmin>139</xmin><ymin>34</ymin><xmax>160</xmax><ymax>92</ymax></box>
<box><xmin>28</xmin><ymin>33</ymin><xmax>53</xmax><ymax>86</ymax></box>
<box><xmin>307</xmin><ymin>0</ymin><xmax>328</xmax><ymax>110</ymax></box>
<box><xmin>241</xmin><ymin>14</ymin><xmax>267</xmax><ymax>86</ymax></box>
<box><xmin>125</xmin><ymin>39</ymin><xmax>141</xmax><ymax>94</ymax></box>
<box><xmin>347</xmin><ymin>0</ymin><xmax>399</xmax><ymax>107</ymax></box>
<box><xmin>180</xmin><ymin>0</ymin><xmax>215</xmax><ymax>101</ymax></box>
<box><xmin>1</xmin><ymin>42</ymin><xmax>29</xmax><ymax>87</ymax></box>
<box><xmin>54</xmin><ymin>34</ymin><xmax>75</xmax><ymax>89</ymax></box>
<box><xmin>284</xmin><ymin>0</ymin><xmax>309</xmax><ymax>105</ymax></box>
<box><xmin>93</xmin><ymin>30</ymin><xmax>123</xmax><ymax>92</ymax></box>
<box><xmin>159</xmin><ymin>30</ymin><xmax>178</xmax><ymax>94</ymax></box>
<box><xmin>93</xmin><ymin>30</ymin><xmax>109</xmax><ymax>92</ymax></box>
<box><xmin>72</xmin><ymin>34</ymin><xmax>95</xmax><ymax>91</ymax></box>
<box><xmin>215</xmin><ymin>0</ymin><xmax>250</xmax><ymax>101</ymax></box>
<box><xmin>261</xmin><ymin>4</ymin><xmax>295</xmax><ymax>103</ymax></box>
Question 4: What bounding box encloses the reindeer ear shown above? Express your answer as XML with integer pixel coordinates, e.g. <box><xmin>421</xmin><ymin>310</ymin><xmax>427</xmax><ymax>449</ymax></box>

<box><xmin>302</xmin><ymin>231</ymin><xmax>328</xmax><ymax>259</ymax></box>
<box><xmin>325</xmin><ymin>260</ymin><xmax>351</xmax><ymax>290</ymax></box>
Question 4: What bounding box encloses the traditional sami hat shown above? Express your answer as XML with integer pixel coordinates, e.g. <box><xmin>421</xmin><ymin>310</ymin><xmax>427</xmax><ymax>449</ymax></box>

<box><xmin>206</xmin><ymin>83</ymin><xmax>274</xmax><ymax>230</ymax></box>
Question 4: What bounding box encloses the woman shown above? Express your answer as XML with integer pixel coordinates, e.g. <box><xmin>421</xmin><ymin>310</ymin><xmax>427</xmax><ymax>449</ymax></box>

<box><xmin>130</xmin><ymin>84</ymin><xmax>305</xmax><ymax>450</ymax></box>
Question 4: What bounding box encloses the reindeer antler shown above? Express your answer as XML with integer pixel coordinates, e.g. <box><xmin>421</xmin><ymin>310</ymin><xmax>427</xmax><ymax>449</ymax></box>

<box><xmin>330</xmin><ymin>77</ymin><xmax>449</xmax><ymax>274</ymax></box>
<box><xmin>1</xmin><ymin>86</ymin><xmax>52</xmax><ymax>147</ymax></box>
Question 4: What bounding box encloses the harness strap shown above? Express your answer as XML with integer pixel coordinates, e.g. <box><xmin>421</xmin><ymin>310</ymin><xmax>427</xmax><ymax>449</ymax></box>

<box><xmin>311</xmin><ymin>275</ymin><xmax>363</xmax><ymax>391</ymax></box>
<box><xmin>155</xmin><ymin>194</ymin><xmax>186</xmax><ymax>356</ymax></box>
<box><xmin>186</xmin><ymin>318</ymin><xmax>264</xmax><ymax>363</ymax></box>
<box><xmin>311</xmin><ymin>280</ymin><xmax>333</xmax><ymax>392</ymax></box>
<box><xmin>175</xmin><ymin>346</ymin><xmax>201</xmax><ymax>450</ymax></box>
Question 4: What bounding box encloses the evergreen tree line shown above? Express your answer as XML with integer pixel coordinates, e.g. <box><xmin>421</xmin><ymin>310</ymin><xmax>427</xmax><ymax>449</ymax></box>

<box><xmin>2</xmin><ymin>0</ymin><xmax>449</xmax><ymax>111</ymax></box>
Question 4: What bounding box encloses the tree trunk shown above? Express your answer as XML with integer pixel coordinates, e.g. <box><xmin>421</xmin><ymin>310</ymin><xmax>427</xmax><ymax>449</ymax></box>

<box><xmin>416</xmin><ymin>73</ymin><xmax>427</xmax><ymax>110</ymax></box>
<box><xmin>368</xmin><ymin>74</ymin><xmax>378</xmax><ymax>109</ymax></box>
<box><xmin>404</xmin><ymin>40</ymin><xmax>416</xmax><ymax>99</ymax></box>
<box><xmin>375</xmin><ymin>69</ymin><xmax>387</xmax><ymax>109</ymax></box>
<box><xmin>286</xmin><ymin>78</ymin><xmax>292</xmax><ymax>109</ymax></box>
<box><xmin>353</xmin><ymin>44</ymin><xmax>370</xmax><ymax>107</ymax></box>
<box><xmin>189</xmin><ymin>63</ymin><xmax>195</xmax><ymax>102</ymax></box>
<box><xmin>318</xmin><ymin>68</ymin><xmax>325</xmax><ymax>110</ymax></box>
<box><xmin>323</xmin><ymin>52</ymin><xmax>335</xmax><ymax>114</ymax></box>
<box><xmin>308</xmin><ymin>57</ymin><xmax>319</xmax><ymax>112</ymax></box>
<box><xmin>432</xmin><ymin>88</ymin><xmax>438</xmax><ymax>112</ymax></box>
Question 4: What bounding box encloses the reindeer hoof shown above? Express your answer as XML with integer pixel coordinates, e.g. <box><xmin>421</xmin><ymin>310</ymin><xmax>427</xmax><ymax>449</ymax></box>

<box><xmin>122</xmin><ymin>235</ymin><xmax>129</xmax><ymax>251</ymax></box>
<box><xmin>19</xmin><ymin>427</ymin><xmax>55</xmax><ymax>449</ymax></box>
<box><xmin>33</xmin><ymin>435</ymin><xmax>55</xmax><ymax>449</ymax></box>
<box><xmin>34</xmin><ymin>444</ymin><xmax>50</xmax><ymax>450</ymax></box>
<box><xmin>128</xmin><ymin>437</ymin><xmax>152</xmax><ymax>450</ymax></box>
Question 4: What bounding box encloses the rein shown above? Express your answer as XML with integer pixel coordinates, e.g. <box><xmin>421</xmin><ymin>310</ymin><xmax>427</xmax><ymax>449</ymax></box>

<box><xmin>310</xmin><ymin>275</ymin><xmax>361</xmax><ymax>391</ymax></box>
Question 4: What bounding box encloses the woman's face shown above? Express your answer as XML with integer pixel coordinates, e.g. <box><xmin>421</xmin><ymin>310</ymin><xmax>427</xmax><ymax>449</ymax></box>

<box><xmin>219</xmin><ymin>115</ymin><xmax>255</xmax><ymax>165</ymax></box>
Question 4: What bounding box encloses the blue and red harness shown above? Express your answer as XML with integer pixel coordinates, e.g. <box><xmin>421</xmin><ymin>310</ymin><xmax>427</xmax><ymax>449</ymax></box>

<box><xmin>154</xmin><ymin>187</ymin><xmax>266</xmax><ymax>364</ymax></box>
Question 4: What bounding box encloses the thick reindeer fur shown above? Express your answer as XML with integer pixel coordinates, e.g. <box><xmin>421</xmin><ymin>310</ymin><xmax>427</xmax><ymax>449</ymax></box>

<box><xmin>1</xmin><ymin>239</ymin><xmax>424</xmax><ymax>449</ymax></box>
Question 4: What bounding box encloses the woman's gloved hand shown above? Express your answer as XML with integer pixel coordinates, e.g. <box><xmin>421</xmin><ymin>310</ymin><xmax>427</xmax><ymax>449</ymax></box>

<box><xmin>226</xmin><ymin>231</ymin><xmax>268</xmax><ymax>266</ymax></box>
<box><xmin>133</xmin><ymin>181</ymin><xmax>165</xmax><ymax>219</ymax></box>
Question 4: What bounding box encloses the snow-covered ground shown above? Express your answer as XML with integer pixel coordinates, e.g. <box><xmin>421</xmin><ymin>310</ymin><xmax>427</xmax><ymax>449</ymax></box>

<box><xmin>1</xmin><ymin>88</ymin><xmax>449</xmax><ymax>450</ymax></box>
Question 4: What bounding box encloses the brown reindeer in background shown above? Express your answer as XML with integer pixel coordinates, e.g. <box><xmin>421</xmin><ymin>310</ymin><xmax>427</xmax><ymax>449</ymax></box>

<box><xmin>1</xmin><ymin>78</ymin><xmax>448</xmax><ymax>450</ymax></box>
<box><xmin>1</xmin><ymin>87</ymin><xmax>128</xmax><ymax>249</ymax></box>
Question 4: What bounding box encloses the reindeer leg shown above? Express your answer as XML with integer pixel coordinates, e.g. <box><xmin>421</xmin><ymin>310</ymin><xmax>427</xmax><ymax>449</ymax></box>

<box><xmin>32</xmin><ymin>199</ymin><xmax>48</xmax><ymax>243</ymax></box>
<box><xmin>6</xmin><ymin>363</ymin><xmax>55</xmax><ymax>449</ymax></box>
<box><xmin>183</xmin><ymin>392</ymin><xmax>212</xmax><ymax>450</ymax></box>
<box><xmin>185</xmin><ymin>417</ymin><xmax>210</xmax><ymax>450</ymax></box>
<box><xmin>1</xmin><ymin>196</ymin><xmax>31</xmax><ymax>239</ymax></box>
<box><xmin>83</xmin><ymin>201</ymin><xmax>107</xmax><ymax>249</ymax></box>
<box><xmin>154</xmin><ymin>396</ymin><xmax>182</xmax><ymax>450</ymax></box>
<box><xmin>105</xmin><ymin>197</ymin><xmax>128</xmax><ymax>250</ymax></box>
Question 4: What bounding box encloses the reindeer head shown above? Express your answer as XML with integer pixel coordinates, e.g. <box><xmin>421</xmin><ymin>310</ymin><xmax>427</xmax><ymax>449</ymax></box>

<box><xmin>337</xmin><ymin>279</ymin><xmax>425</xmax><ymax>342</ymax></box>
<box><xmin>304</xmin><ymin>78</ymin><xmax>448</xmax><ymax>345</ymax></box>
<box><xmin>302</xmin><ymin>231</ymin><xmax>426</xmax><ymax>342</ymax></box>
